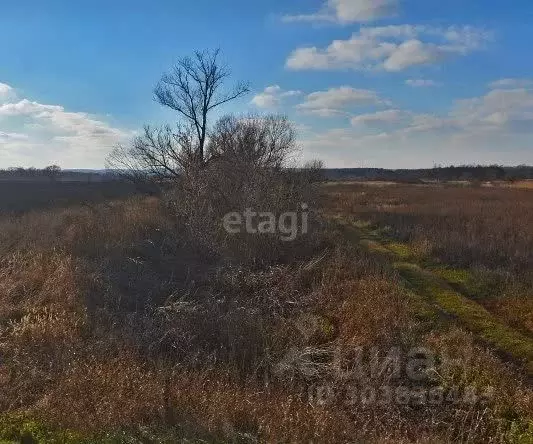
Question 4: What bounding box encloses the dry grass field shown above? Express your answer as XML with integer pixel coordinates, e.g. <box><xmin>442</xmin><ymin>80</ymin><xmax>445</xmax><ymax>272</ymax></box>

<box><xmin>0</xmin><ymin>181</ymin><xmax>137</xmax><ymax>214</ymax></box>
<box><xmin>0</xmin><ymin>181</ymin><xmax>532</xmax><ymax>443</ymax></box>
<box><xmin>502</xmin><ymin>180</ymin><xmax>533</xmax><ymax>190</ymax></box>
<box><xmin>325</xmin><ymin>183</ymin><xmax>533</xmax><ymax>336</ymax></box>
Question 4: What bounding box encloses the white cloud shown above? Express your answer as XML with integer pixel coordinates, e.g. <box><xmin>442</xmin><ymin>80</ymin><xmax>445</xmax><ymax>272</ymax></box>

<box><xmin>405</xmin><ymin>79</ymin><xmax>440</xmax><ymax>87</ymax></box>
<box><xmin>404</xmin><ymin>113</ymin><xmax>458</xmax><ymax>135</ymax></box>
<box><xmin>0</xmin><ymin>99</ymin><xmax>127</xmax><ymax>145</ymax></box>
<box><xmin>297</xmin><ymin>86</ymin><xmax>389</xmax><ymax>117</ymax></box>
<box><xmin>0</xmin><ymin>84</ymin><xmax>131</xmax><ymax>168</ymax></box>
<box><xmin>283</xmin><ymin>0</ymin><xmax>398</xmax><ymax>24</ymax></box>
<box><xmin>0</xmin><ymin>83</ymin><xmax>15</xmax><ymax>101</ymax></box>
<box><xmin>358</xmin><ymin>24</ymin><xmax>419</xmax><ymax>39</ymax></box>
<box><xmin>299</xmin><ymin>125</ymin><xmax>532</xmax><ymax>168</ymax></box>
<box><xmin>353</xmin><ymin>88</ymin><xmax>533</xmax><ymax>137</ymax></box>
<box><xmin>0</xmin><ymin>131</ymin><xmax>29</xmax><ymax>141</ymax></box>
<box><xmin>0</xmin><ymin>83</ymin><xmax>11</xmax><ymax>95</ymax></box>
<box><xmin>488</xmin><ymin>78</ymin><xmax>533</xmax><ymax>89</ymax></box>
<box><xmin>286</xmin><ymin>25</ymin><xmax>490</xmax><ymax>72</ymax></box>
<box><xmin>349</xmin><ymin>108</ymin><xmax>457</xmax><ymax>134</ymax></box>
<box><xmin>383</xmin><ymin>39</ymin><xmax>442</xmax><ymax>71</ymax></box>
<box><xmin>453</xmin><ymin>88</ymin><xmax>533</xmax><ymax>132</ymax></box>
<box><xmin>251</xmin><ymin>85</ymin><xmax>301</xmax><ymax>109</ymax></box>
<box><xmin>299</xmin><ymin>85</ymin><xmax>533</xmax><ymax>167</ymax></box>
<box><xmin>350</xmin><ymin>109</ymin><xmax>409</xmax><ymax>127</ymax></box>
<box><xmin>0</xmin><ymin>99</ymin><xmax>63</xmax><ymax>117</ymax></box>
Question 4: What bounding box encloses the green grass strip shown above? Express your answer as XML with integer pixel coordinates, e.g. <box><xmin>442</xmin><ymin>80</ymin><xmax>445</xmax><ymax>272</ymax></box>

<box><xmin>335</xmin><ymin>217</ymin><xmax>533</xmax><ymax>376</ymax></box>
<box><xmin>395</xmin><ymin>262</ymin><xmax>533</xmax><ymax>376</ymax></box>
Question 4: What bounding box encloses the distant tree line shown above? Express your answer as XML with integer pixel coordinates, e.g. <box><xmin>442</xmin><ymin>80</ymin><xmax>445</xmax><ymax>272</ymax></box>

<box><xmin>326</xmin><ymin>165</ymin><xmax>533</xmax><ymax>182</ymax></box>
<box><xmin>0</xmin><ymin>165</ymin><xmax>62</xmax><ymax>180</ymax></box>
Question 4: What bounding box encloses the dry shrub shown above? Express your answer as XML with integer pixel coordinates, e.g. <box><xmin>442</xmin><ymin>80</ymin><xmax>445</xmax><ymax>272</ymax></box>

<box><xmin>40</xmin><ymin>353</ymin><xmax>167</xmax><ymax>432</ymax></box>
<box><xmin>0</xmin><ymin>196</ymin><xmax>169</xmax><ymax>257</ymax></box>
<box><xmin>425</xmin><ymin>328</ymin><xmax>533</xmax><ymax>412</ymax></box>
<box><xmin>39</xmin><ymin>351</ymin><xmax>495</xmax><ymax>443</ymax></box>
<box><xmin>162</xmin><ymin>115</ymin><xmax>324</xmax><ymax>266</ymax></box>
<box><xmin>332</xmin><ymin>276</ymin><xmax>409</xmax><ymax>347</ymax></box>
<box><xmin>485</xmin><ymin>293</ymin><xmax>533</xmax><ymax>334</ymax></box>
<box><xmin>311</xmin><ymin>247</ymin><xmax>409</xmax><ymax>348</ymax></box>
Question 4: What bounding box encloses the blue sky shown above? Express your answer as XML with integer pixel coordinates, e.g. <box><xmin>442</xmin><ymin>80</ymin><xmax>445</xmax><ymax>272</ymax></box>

<box><xmin>1</xmin><ymin>0</ymin><xmax>533</xmax><ymax>168</ymax></box>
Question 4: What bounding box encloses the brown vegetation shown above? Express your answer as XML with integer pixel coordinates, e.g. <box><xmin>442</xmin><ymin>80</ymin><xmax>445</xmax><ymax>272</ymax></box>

<box><xmin>0</xmin><ymin>181</ymin><xmax>136</xmax><ymax>214</ymax></box>
<box><xmin>0</xmin><ymin>176</ymin><xmax>531</xmax><ymax>442</ymax></box>
<box><xmin>325</xmin><ymin>183</ymin><xmax>533</xmax><ymax>277</ymax></box>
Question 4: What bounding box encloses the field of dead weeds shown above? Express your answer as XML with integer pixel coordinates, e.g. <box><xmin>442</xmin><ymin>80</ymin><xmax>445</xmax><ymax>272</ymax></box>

<box><xmin>325</xmin><ymin>182</ymin><xmax>533</xmax><ymax>335</ymax></box>
<box><xmin>0</xmin><ymin>182</ymin><xmax>532</xmax><ymax>443</ymax></box>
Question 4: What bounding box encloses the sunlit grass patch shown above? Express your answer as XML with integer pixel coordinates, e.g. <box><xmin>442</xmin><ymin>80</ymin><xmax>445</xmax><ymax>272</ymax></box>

<box><xmin>430</xmin><ymin>265</ymin><xmax>533</xmax><ymax>335</ymax></box>
<box><xmin>403</xmin><ymin>287</ymin><xmax>441</xmax><ymax>327</ymax></box>
<box><xmin>0</xmin><ymin>414</ymin><xmax>219</xmax><ymax>444</ymax></box>
<box><xmin>349</xmin><ymin>219</ymin><xmax>432</xmax><ymax>262</ymax></box>
<box><xmin>0</xmin><ymin>414</ymin><xmax>86</xmax><ymax>444</ymax></box>
<box><xmin>506</xmin><ymin>180</ymin><xmax>533</xmax><ymax>190</ymax></box>
<box><xmin>430</xmin><ymin>266</ymin><xmax>472</xmax><ymax>286</ymax></box>
<box><xmin>429</xmin><ymin>265</ymin><xmax>503</xmax><ymax>300</ymax></box>
<box><xmin>384</xmin><ymin>241</ymin><xmax>414</xmax><ymax>260</ymax></box>
<box><xmin>506</xmin><ymin>420</ymin><xmax>533</xmax><ymax>443</ymax></box>
<box><xmin>359</xmin><ymin>239</ymin><xmax>393</xmax><ymax>255</ymax></box>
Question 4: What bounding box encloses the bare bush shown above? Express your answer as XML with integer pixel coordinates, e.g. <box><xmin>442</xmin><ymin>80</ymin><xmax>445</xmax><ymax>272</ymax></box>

<box><xmin>163</xmin><ymin>114</ymin><xmax>323</xmax><ymax>265</ymax></box>
<box><xmin>302</xmin><ymin>159</ymin><xmax>326</xmax><ymax>183</ymax></box>
<box><xmin>208</xmin><ymin>114</ymin><xmax>297</xmax><ymax>169</ymax></box>
<box><xmin>107</xmin><ymin>124</ymin><xmax>199</xmax><ymax>193</ymax></box>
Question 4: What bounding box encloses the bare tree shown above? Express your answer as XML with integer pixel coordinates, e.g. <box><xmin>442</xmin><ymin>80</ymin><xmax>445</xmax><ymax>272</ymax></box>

<box><xmin>107</xmin><ymin>50</ymin><xmax>249</xmax><ymax>189</ymax></box>
<box><xmin>154</xmin><ymin>49</ymin><xmax>249</xmax><ymax>164</ymax></box>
